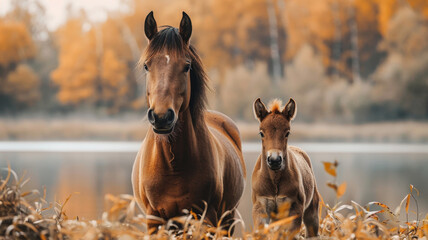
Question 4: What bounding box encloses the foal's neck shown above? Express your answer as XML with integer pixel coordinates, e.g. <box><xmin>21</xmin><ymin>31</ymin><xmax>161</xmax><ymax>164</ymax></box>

<box><xmin>266</xmin><ymin>150</ymin><xmax>292</xmax><ymax>187</ymax></box>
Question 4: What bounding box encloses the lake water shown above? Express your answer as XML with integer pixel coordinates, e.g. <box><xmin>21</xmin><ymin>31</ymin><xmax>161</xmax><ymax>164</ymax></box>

<box><xmin>1</xmin><ymin>141</ymin><xmax>427</xmax><ymax>230</ymax></box>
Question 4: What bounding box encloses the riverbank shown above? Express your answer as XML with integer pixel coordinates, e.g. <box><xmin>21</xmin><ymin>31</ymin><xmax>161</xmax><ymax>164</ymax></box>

<box><xmin>1</xmin><ymin>117</ymin><xmax>428</xmax><ymax>142</ymax></box>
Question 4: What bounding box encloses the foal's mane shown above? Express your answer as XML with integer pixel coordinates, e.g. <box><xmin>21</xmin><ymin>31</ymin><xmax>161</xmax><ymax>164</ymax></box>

<box><xmin>142</xmin><ymin>26</ymin><xmax>208</xmax><ymax>122</ymax></box>
<box><xmin>268</xmin><ymin>99</ymin><xmax>283</xmax><ymax>113</ymax></box>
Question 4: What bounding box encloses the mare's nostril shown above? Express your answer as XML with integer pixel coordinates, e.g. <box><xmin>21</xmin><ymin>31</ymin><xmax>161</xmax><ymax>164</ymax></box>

<box><xmin>148</xmin><ymin>109</ymin><xmax>155</xmax><ymax>124</ymax></box>
<box><xmin>166</xmin><ymin>109</ymin><xmax>175</xmax><ymax>125</ymax></box>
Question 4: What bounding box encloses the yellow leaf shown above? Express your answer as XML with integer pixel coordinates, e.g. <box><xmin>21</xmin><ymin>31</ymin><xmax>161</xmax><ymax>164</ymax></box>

<box><xmin>327</xmin><ymin>182</ymin><xmax>337</xmax><ymax>191</ymax></box>
<box><xmin>337</xmin><ymin>182</ymin><xmax>347</xmax><ymax>198</ymax></box>
<box><xmin>322</xmin><ymin>161</ymin><xmax>337</xmax><ymax>177</ymax></box>
<box><xmin>405</xmin><ymin>194</ymin><xmax>411</xmax><ymax>214</ymax></box>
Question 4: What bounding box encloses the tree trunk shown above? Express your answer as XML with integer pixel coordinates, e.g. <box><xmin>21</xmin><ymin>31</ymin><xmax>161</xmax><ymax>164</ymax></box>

<box><xmin>348</xmin><ymin>0</ymin><xmax>361</xmax><ymax>83</ymax></box>
<box><xmin>266</xmin><ymin>0</ymin><xmax>282</xmax><ymax>83</ymax></box>
<box><xmin>332</xmin><ymin>0</ymin><xmax>342</xmax><ymax>80</ymax></box>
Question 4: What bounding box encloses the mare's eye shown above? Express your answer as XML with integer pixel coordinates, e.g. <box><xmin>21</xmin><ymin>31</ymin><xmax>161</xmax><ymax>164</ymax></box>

<box><xmin>184</xmin><ymin>64</ymin><xmax>191</xmax><ymax>73</ymax></box>
<box><xmin>259</xmin><ymin>131</ymin><xmax>265</xmax><ymax>138</ymax></box>
<box><xmin>285</xmin><ymin>131</ymin><xmax>290</xmax><ymax>138</ymax></box>
<box><xmin>144</xmin><ymin>64</ymin><xmax>149</xmax><ymax>71</ymax></box>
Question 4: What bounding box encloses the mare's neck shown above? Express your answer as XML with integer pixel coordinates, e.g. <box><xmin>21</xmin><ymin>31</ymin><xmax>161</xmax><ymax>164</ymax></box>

<box><xmin>155</xmin><ymin>108</ymin><xmax>207</xmax><ymax>171</ymax></box>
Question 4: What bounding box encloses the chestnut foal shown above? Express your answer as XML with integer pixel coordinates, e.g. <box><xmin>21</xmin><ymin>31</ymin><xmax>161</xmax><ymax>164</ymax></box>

<box><xmin>252</xmin><ymin>98</ymin><xmax>319</xmax><ymax>237</ymax></box>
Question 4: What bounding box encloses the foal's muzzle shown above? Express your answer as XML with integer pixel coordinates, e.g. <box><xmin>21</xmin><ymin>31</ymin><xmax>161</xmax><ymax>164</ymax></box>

<box><xmin>148</xmin><ymin>108</ymin><xmax>176</xmax><ymax>134</ymax></box>
<box><xmin>266</xmin><ymin>150</ymin><xmax>283</xmax><ymax>170</ymax></box>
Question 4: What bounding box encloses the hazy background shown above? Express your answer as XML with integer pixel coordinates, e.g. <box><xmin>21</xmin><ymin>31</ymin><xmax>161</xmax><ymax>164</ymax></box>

<box><xmin>1</xmin><ymin>0</ymin><xmax>427</xmax><ymax>125</ymax></box>
<box><xmin>1</xmin><ymin>0</ymin><xmax>428</xmax><ymax>230</ymax></box>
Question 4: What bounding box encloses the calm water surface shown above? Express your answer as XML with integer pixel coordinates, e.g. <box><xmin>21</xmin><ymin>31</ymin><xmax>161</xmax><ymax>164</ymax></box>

<box><xmin>1</xmin><ymin>141</ymin><xmax>427</xmax><ymax>230</ymax></box>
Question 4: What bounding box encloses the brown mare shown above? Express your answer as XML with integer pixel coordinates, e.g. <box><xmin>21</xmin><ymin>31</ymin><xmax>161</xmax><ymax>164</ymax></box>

<box><xmin>252</xmin><ymin>98</ymin><xmax>319</xmax><ymax>237</ymax></box>
<box><xmin>132</xmin><ymin>12</ymin><xmax>246</xmax><ymax>232</ymax></box>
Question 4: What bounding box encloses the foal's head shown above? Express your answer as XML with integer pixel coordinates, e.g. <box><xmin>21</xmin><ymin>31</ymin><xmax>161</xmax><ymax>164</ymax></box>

<box><xmin>142</xmin><ymin>11</ymin><xmax>207</xmax><ymax>135</ymax></box>
<box><xmin>254</xmin><ymin>98</ymin><xmax>297</xmax><ymax>171</ymax></box>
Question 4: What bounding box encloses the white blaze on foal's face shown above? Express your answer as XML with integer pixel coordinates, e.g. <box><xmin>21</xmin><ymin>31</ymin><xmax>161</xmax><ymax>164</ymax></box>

<box><xmin>165</xmin><ymin>55</ymin><xmax>170</xmax><ymax>64</ymax></box>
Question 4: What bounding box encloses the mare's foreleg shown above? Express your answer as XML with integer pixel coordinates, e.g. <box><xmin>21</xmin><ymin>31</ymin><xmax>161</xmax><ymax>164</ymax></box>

<box><xmin>145</xmin><ymin>208</ymin><xmax>164</xmax><ymax>233</ymax></box>
<box><xmin>219</xmin><ymin>209</ymin><xmax>237</xmax><ymax>236</ymax></box>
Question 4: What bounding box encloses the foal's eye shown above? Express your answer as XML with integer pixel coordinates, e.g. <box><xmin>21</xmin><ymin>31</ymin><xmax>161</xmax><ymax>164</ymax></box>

<box><xmin>144</xmin><ymin>64</ymin><xmax>149</xmax><ymax>72</ymax></box>
<box><xmin>285</xmin><ymin>131</ymin><xmax>290</xmax><ymax>138</ymax></box>
<box><xmin>184</xmin><ymin>64</ymin><xmax>191</xmax><ymax>73</ymax></box>
<box><xmin>259</xmin><ymin>131</ymin><xmax>265</xmax><ymax>138</ymax></box>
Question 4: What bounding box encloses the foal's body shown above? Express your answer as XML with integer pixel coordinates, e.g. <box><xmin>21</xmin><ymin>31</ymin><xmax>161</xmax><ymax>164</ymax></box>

<box><xmin>252</xmin><ymin>98</ymin><xmax>319</xmax><ymax>237</ymax></box>
<box><xmin>252</xmin><ymin>146</ymin><xmax>319</xmax><ymax>234</ymax></box>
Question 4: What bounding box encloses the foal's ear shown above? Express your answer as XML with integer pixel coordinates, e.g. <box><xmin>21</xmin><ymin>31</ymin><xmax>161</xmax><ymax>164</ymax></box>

<box><xmin>179</xmin><ymin>11</ymin><xmax>192</xmax><ymax>45</ymax></box>
<box><xmin>254</xmin><ymin>98</ymin><xmax>269</xmax><ymax>122</ymax></box>
<box><xmin>144</xmin><ymin>11</ymin><xmax>157</xmax><ymax>41</ymax></box>
<box><xmin>283</xmin><ymin>98</ymin><xmax>297</xmax><ymax>121</ymax></box>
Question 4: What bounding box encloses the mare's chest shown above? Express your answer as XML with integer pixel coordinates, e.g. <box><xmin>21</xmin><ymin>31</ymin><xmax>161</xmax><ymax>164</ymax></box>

<box><xmin>146</xmin><ymin>170</ymin><xmax>216</xmax><ymax>220</ymax></box>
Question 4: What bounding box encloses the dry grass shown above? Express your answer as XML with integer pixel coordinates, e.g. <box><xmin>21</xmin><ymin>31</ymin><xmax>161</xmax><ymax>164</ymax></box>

<box><xmin>1</xmin><ymin>117</ymin><xmax>428</xmax><ymax>142</ymax></box>
<box><xmin>1</xmin><ymin>164</ymin><xmax>427</xmax><ymax>240</ymax></box>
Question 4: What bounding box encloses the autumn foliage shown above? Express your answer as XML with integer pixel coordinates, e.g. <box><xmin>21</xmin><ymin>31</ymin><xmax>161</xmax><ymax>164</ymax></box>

<box><xmin>1</xmin><ymin>0</ymin><xmax>428</xmax><ymax>121</ymax></box>
<box><xmin>0</xmin><ymin>20</ymin><xmax>39</xmax><ymax>109</ymax></box>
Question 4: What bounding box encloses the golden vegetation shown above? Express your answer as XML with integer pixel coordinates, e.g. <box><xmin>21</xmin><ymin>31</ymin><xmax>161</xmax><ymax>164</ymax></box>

<box><xmin>1</xmin><ymin>163</ymin><xmax>427</xmax><ymax>239</ymax></box>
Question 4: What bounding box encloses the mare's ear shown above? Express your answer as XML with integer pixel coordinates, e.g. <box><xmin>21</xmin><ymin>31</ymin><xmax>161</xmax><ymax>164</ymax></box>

<box><xmin>254</xmin><ymin>98</ymin><xmax>269</xmax><ymax>122</ymax></box>
<box><xmin>283</xmin><ymin>98</ymin><xmax>297</xmax><ymax>121</ymax></box>
<box><xmin>179</xmin><ymin>12</ymin><xmax>192</xmax><ymax>45</ymax></box>
<box><xmin>144</xmin><ymin>11</ymin><xmax>157</xmax><ymax>41</ymax></box>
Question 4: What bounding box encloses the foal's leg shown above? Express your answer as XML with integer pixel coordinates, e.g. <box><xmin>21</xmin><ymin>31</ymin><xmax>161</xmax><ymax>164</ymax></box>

<box><xmin>289</xmin><ymin>201</ymin><xmax>304</xmax><ymax>234</ymax></box>
<box><xmin>303</xmin><ymin>189</ymin><xmax>320</xmax><ymax>237</ymax></box>
<box><xmin>252</xmin><ymin>198</ymin><xmax>269</xmax><ymax>229</ymax></box>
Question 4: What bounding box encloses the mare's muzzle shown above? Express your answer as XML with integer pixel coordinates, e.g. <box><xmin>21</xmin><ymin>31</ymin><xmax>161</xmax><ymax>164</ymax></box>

<box><xmin>148</xmin><ymin>108</ymin><xmax>175</xmax><ymax>134</ymax></box>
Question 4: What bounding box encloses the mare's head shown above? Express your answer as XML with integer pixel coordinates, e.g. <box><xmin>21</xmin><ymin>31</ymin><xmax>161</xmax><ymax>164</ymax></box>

<box><xmin>253</xmin><ymin>98</ymin><xmax>297</xmax><ymax>171</ymax></box>
<box><xmin>142</xmin><ymin>11</ymin><xmax>207</xmax><ymax>135</ymax></box>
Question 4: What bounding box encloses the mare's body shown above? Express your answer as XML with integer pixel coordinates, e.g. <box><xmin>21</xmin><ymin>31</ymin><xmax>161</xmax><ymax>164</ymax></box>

<box><xmin>132</xmin><ymin>12</ymin><xmax>246</xmax><ymax>232</ymax></box>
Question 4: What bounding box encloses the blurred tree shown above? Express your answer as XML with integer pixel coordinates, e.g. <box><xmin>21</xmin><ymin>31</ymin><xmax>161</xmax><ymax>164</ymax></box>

<box><xmin>1</xmin><ymin>64</ymin><xmax>40</xmax><ymax>107</ymax></box>
<box><xmin>51</xmin><ymin>17</ymin><xmax>98</xmax><ymax>106</ymax></box>
<box><xmin>407</xmin><ymin>0</ymin><xmax>428</xmax><ymax>19</ymax></box>
<box><xmin>101</xmin><ymin>49</ymin><xmax>129</xmax><ymax>112</ymax></box>
<box><xmin>3</xmin><ymin>0</ymin><xmax>57</xmax><ymax>112</ymax></box>
<box><xmin>193</xmin><ymin>0</ymin><xmax>285</xmax><ymax>76</ymax></box>
<box><xmin>372</xmin><ymin>6</ymin><xmax>428</xmax><ymax>119</ymax></box>
<box><xmin>0</xmin><ymin>21</ymin><xmax>35</xmax><ymax>68</ymax></box>
<box><xmin>0</xmin><ymin>20</ymin><xmax>39</xmax><ymax>111</ymax></box>
<box><xmin>51</xmin><ymin>13</ymin><xmax>143</xmax><ymax>112</ymax></box>
<box><xmin>283</xmin><ymin>0</ymin><xmax>386</xmax><ymax>81</ymax></box>
<box><xmin>5</xmin><ymin>0</ymin><xmax>48</xmax><ymax>39</ymax></box>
